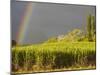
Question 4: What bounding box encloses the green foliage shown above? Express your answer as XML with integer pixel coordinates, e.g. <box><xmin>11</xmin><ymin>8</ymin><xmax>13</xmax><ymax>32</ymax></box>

<box><xmin>91</xmin><ymin>16</ymin><xmax>96</xmax><ymax>42</ymax></box>
<box><xmin>91</xmin><ymin>16</ymin><xmax>96</xmax><ymax>36</ymax></box>
<box><xmin>44</xmin><ymin>24</ymin><xmax>96</xmax><ymax>43</ymax></box>
<box><xmin>12</xmin><ymin>42</ymin><xmax>96</xmax><ymax>72</ymax></box>
<box><xmin>45</xmin><ymin>37</ymin><xmax>57</xmax><ymax>43</ymax></box>
<box><xmin>64</xmin><ymin>29</ymin><xmax>84</xmax><ymax>42</ymax></box>
<box><xmin>87</xmin><ymin>14</ymin><xmax>96</xmax><ymax>41</ymax></box>
<box><xmin>87</xmin><ymin>14</ymin><xmax>92</xmax><ymax>41</ymax></box>
<box><xmin>45</xmin><ymin>29</ymin><xmax>86</xmax><ymax>43</ymax></box>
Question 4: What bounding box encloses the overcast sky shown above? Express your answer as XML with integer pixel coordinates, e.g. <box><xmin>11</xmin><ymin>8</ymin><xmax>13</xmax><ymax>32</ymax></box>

<box><xmin>11</xmin><ymin>1</ymin><xmax>96</xmax><ymax>44</ymax></box>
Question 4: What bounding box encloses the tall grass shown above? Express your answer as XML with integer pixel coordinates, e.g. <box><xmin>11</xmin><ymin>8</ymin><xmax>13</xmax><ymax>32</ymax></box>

<box><xmin>12</xmin><ymin>42</ymin><xmax>96</xmax><ymax>72</ymax></box>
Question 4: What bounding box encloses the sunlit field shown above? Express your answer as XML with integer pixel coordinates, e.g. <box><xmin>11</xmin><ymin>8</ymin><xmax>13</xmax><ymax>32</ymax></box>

<box><xmin>12</xmin><ymin>42</ymin><xmax>96</xmax><ymax>73</ymax></box>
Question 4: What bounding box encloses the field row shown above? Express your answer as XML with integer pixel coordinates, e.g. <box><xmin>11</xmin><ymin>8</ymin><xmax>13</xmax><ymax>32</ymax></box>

<box><xmin>12</xmin><ymin>42</ymin><xmax>96</xmax><ymax>72</ymax></box>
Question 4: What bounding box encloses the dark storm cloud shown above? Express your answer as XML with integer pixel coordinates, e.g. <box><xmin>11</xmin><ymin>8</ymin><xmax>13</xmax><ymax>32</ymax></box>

<box><xmin>11</xmin><ymin>1</ymin><xmax>96</xmax><ymax>44</ymax></box>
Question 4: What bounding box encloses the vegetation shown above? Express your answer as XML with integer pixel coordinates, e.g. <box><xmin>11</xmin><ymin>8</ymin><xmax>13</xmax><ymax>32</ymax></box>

<box><xmin>12</xmin><ymin>14</ymin><xmax>96</xmax><ymax>73</ymax></box>
<box><xmin>12</xmin><ymin>42</ymin><xmax>96</xmax><ymax>73</ymax></box>
<box><xmin>87</xmin><ymin>14</ymin><xmax>96</xmax><ymax>41</ymax></box>
<box><xmin>12</xmin><ymin>40</ymin><xmax>17</xmax><ymax>47</ymax></box>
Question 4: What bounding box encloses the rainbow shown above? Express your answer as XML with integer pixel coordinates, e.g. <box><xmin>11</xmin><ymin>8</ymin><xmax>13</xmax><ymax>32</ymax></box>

<box><xmin>16</xmin><ymin>2</ymin><xmax>34</xmax><ymax>44</ymax></box>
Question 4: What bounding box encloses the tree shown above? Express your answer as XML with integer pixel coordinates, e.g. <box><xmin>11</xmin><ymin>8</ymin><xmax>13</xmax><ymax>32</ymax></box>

<box><xmin>87</xmin><ymin>14</ymin><xmax>96</xmax><ymax>41</ymax></box>
<box><xmin>87</xmin><ymin>14</ymin><xmax>92</xmax><ymax>41</ymax></box>
<box><xmin>91</xmin><ymin>16</ymin><xmax>96</xmax><ymax>41</ymax></box>
<box><xmin>64</xmin><ymin>29</ymin><xmax>84</xmax><ymax>42</ymax></box>
<box><xmin>12</xmin><ymin>40</ymin><xmax>17</xmax><ymax>46</ymax></box>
